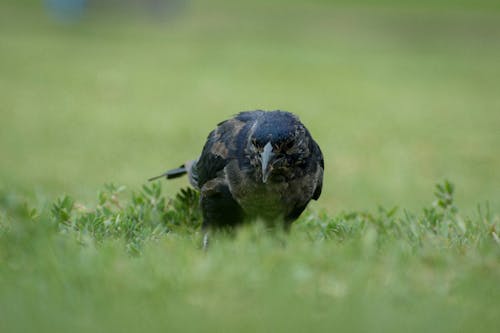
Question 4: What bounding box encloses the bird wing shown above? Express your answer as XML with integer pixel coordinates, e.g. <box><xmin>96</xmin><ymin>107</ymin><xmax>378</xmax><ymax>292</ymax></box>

<box><xmin>312</xmin><ymin>139</ymin><xmax>324</xmax><ymax>201</ymax></box>
<box><xmin>196</xmin><ymin>116</ymin><xmax>250</xmax><ymax>187</ymax></box>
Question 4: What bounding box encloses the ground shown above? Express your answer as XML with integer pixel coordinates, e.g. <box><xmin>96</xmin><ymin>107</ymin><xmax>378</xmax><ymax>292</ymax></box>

<box><xmin>0</xmin><ymin>1</ymin><xmax>499</xmax><ymax>332</ymax></box>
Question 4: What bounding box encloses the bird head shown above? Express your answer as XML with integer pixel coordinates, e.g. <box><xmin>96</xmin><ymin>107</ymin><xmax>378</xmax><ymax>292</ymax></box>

<box><xmin>246</xmin><ymin>112</ymin><xmax>310</xmax><ymax>183</ymax></box>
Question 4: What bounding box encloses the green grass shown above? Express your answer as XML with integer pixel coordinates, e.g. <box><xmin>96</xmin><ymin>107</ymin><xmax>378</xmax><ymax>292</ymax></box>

<box><xmin>1</xmin><ymin>1</ymin><xmax>500</xmax><ymax>332</ymax></box>
<box><xmin>1</xmin><ymin>181</ymin><xmax>499</xmax><ymax>332</ymax></box>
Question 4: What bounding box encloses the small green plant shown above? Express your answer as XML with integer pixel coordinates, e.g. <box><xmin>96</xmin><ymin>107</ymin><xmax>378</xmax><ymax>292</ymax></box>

<box><xmin>50</xmin><ymin>182</ymin><xmax>201</xmax><ymax>253</ymax></box>
<box><xmin>2</xmin><ymin>180</ymin><xmax>497</xmax><ymax>258</ymax></box>
<box><xmin>37</xmin><ymin>180</ymin><xmax>498</xmax><ymax>255</ymax></box>
<box><xmin>299</xmin><ymin>180</ymin><xmax>497</xmax><ymax>253</ymax></box>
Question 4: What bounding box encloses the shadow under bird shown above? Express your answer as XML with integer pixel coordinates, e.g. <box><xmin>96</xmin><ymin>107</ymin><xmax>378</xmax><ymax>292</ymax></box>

<box><xmin>149</xmin><ymin>110</ymin><xmax>324</xmax><ymax>244</ymax></box>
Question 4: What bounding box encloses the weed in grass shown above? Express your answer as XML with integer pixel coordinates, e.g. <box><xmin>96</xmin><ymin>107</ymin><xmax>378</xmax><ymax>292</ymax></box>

<box><xmin>2</xmin><ymin>180</ymin><xmax>496</xmax><ymax>255</ymax></box>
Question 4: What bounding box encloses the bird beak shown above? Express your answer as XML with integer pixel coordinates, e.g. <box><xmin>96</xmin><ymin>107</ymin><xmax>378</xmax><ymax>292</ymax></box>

<box><xmin>260</xmin><ymin>141</ymin><xmax>274</xmax><ymax>183</ymax></box>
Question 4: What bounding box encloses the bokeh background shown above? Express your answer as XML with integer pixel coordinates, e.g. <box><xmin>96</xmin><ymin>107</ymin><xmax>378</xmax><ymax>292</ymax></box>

<box><xmin>1</xmin><ymin>0</ymin><xmax>499</xmax><ymax>212</ymax></box>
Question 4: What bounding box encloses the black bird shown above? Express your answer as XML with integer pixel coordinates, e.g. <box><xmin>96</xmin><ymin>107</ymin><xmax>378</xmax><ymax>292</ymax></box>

<box><xmin>150</xmin><ymin>110</ymin><xmax>324</xmax><ymax>241</ymax></box>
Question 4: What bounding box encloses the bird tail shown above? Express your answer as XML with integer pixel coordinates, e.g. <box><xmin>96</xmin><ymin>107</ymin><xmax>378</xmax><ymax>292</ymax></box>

<box><xmin>148</xmin><ymin>160</ymin><xmax>198</xmax><ymax>187</ymax></box>
<box><xmin>148</xmin><ymin>165</ymin><xmax>187</xmax><ymax>181</ymax></box>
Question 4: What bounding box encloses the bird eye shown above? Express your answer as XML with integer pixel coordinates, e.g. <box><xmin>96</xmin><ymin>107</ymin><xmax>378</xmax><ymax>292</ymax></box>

<box><xmin>284</xmin><ymin>140</ymin><xmax>295</xmax><ymax>151</ymax></box>
<box><xmin>283</xmin><ymin>140</ymin><xmax>296</xmax><ymax>153</ymax></box>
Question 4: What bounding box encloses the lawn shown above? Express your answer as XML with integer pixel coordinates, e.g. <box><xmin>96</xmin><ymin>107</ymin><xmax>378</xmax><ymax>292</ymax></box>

<box><xmin>1</xmin><ymin>0</ymin><xmax>499</xmax><ymax>332</ymax></box>
<box><xmin>1</xmin><ymin>181</ymin><xmax>499</xmax><ymax>332</ymax></box>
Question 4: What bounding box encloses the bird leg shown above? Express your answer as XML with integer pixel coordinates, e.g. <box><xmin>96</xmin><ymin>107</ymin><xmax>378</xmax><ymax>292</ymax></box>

<box><xmin>202</xmin><ymin>229</ymin><xmax>210</xmax><ymax>251</ymax></box>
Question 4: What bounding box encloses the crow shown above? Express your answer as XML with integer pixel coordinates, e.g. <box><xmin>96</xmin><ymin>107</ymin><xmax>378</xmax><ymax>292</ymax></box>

<box><xmin>149</xmin><ymin>110</ymin><xmax>324</xmax><ymax>246</ymax></box>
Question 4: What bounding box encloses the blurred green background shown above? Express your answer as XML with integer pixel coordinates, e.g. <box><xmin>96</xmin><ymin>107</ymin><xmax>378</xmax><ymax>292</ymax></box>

<box><xmin>1</xmin><ymin>2</ymin><xmax>500</xmax><ymax>333</ymax></box>
<box><xmin>1</xmin><ymin>0</ymin><xmax>499</xmax><ymax>212</ymax></box>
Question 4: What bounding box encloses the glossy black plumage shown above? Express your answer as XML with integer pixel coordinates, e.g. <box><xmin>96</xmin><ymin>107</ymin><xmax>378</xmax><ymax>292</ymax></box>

<box><xmin>151</xmin><ymin>110</ymin><xmax>324</xmax><ymax>232</ymax></box>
